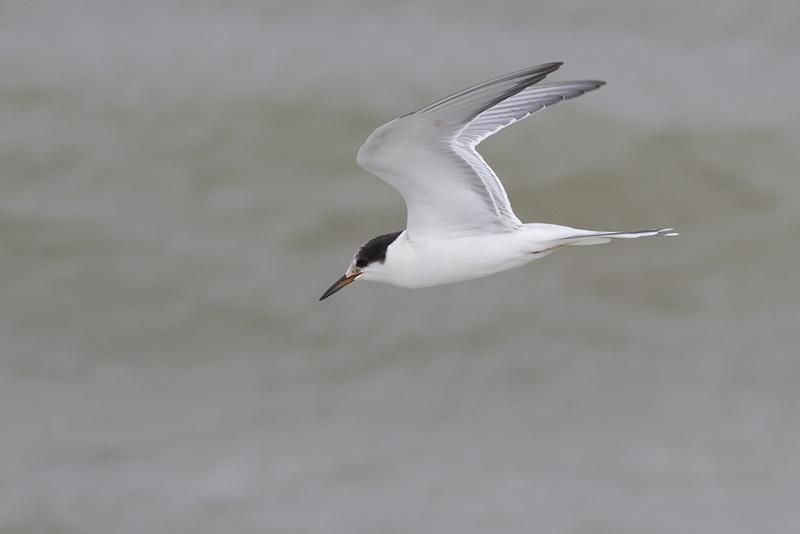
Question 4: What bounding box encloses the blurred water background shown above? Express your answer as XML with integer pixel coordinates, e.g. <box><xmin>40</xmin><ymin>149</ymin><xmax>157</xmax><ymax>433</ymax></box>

<box><xmin>2</xmin><ymin>1</ymin><xmax>800</xmax><ymax>533</ymax></box>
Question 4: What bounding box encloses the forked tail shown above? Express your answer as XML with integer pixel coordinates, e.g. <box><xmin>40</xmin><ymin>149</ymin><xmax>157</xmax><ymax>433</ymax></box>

<box><xmin>564</xmin><ymin>228</ymin><xmax>678</xmax><ymax>246</ymax></box>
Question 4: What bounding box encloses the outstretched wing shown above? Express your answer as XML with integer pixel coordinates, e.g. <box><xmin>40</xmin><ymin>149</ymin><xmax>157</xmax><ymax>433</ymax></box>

<box><xmin>357</xmin><ymin>63</ymin><xmax>604</xmax><ymax>239</ymax></box>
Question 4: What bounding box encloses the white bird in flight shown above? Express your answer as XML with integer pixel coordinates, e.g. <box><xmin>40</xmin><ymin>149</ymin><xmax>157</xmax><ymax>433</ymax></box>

<box><xmin>320</xmin><ymin>62</ymin><xmax>676</xmax><ymax>300</ymax></box>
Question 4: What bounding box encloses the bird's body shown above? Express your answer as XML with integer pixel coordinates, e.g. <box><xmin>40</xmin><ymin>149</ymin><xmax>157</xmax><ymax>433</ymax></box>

<box><xmin>356</xmin><ymin>225</ymin><xmax>666</xmax><ymax>289</ymax></box>
<box><xmin>320</xmin><ymin>63</ymin><xmax>675</xmax><ymax>300</ymax></box>
<box><xmin>361</xmin><ymin>228</ymin><xmax>541</xmax><ymax>289</ymax></box>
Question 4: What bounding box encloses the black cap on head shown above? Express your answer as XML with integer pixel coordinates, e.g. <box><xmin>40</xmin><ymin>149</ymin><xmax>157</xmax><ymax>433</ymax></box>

<box><xmin>319</xmin><ymin>231</ymin><xmax>403</xmax><ymax>301</ymax></box>
<box><xmin>354</xmin><ymin>231</ymin><xmax>403</xmax><ymax>268</ymax></box>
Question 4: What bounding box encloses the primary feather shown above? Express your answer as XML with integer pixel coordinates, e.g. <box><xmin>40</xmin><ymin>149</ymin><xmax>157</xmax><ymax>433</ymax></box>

<box><xmin>357</xmin><ymin>63</ymin><xmax>604</xmax><ymax>239</ymax></box>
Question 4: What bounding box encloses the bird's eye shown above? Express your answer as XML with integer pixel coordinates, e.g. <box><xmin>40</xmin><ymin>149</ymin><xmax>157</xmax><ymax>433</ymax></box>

<box><xmin>356</xmin><ymin>258</ymin><xmax>368</xmax><ymax>268</ymax></box>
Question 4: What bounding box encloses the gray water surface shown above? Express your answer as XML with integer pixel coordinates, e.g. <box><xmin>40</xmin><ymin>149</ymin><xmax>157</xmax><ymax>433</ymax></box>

<box><xmin>2</xmin><ymin>1</ymin><xmax>800</xmax><ymax>533</ymax></box>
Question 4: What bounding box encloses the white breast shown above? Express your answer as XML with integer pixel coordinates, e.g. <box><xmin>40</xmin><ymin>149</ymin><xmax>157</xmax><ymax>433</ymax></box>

<box><xmin>361</xmin><ymin>230</ymin><xmax>543</xmax><ymax>288</ymax></box>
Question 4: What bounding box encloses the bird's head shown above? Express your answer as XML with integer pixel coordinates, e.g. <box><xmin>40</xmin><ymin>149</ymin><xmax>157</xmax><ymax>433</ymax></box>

<box><xmin>319</xmin><ymin>231</ymin><xmax>403</xmax><ymax>300</ymax></box>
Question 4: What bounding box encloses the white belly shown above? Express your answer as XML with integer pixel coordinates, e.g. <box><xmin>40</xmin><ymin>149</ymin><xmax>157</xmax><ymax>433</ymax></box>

<box><xmin>366</xmin><ymin>229</ymin><xmax>557</xmax><ymax>288</ymax></box>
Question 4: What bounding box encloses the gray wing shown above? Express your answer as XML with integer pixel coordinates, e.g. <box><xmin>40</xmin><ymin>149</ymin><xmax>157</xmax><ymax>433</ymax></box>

<box><xmin>357</xmin><ymin>63</ymin><xmax>604</xmax><ymax>239</ymax></box>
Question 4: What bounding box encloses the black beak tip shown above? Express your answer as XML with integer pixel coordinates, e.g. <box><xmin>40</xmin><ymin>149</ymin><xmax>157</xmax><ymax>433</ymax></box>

<box><xmin>319</xmin><ymin>289</ymin><xmax>335</xmax><ymax>301</ymax></box>
<box><xmin>319</xmin><ymin>273</ymin><xmax>357</xmax><ymax>301</ymax></box>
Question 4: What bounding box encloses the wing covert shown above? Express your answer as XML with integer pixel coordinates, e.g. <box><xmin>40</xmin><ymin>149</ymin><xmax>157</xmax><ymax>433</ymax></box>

<box><xmin>356</xmin><ymin>64</ymin><xmax>605</xmax><ymax>239</ymax></box>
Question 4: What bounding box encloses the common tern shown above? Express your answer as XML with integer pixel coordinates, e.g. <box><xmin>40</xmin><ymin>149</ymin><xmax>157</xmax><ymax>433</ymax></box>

<box><xmin>320</xmin><ymin>62</ymin><xmax>676</xmax><ymax>300</ymax></box>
